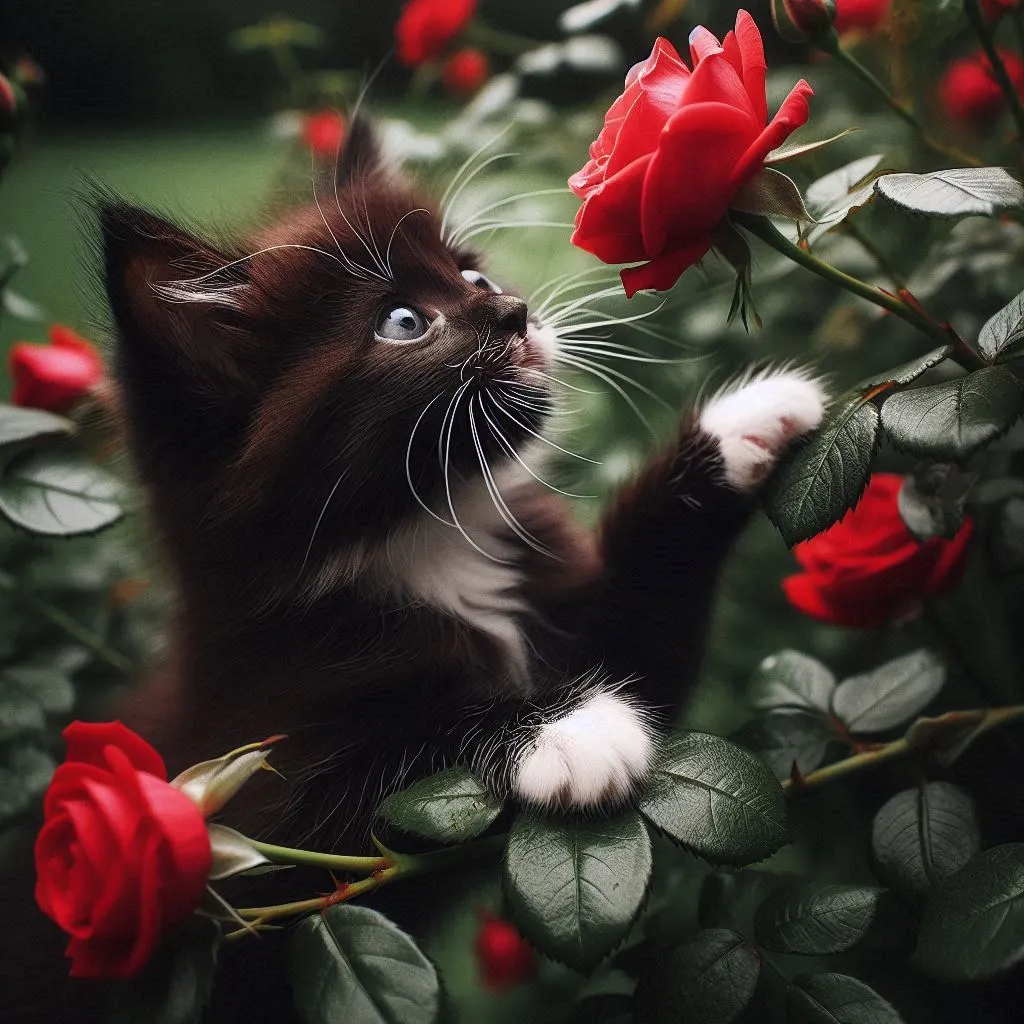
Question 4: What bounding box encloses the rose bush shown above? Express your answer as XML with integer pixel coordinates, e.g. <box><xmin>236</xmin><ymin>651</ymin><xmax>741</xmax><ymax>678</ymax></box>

<box><xmin>34</xmin><ymin>722</ymin><xmax>212</xmax><ymax>978</ymax></box>
<box><xmin>395</xmin><ymin>0</ymin><xmax>476</xmax><ymax>68</ymax></box>
<box><xmin>9</xmin><ymin>324</ymin><xmax>104</xmax><ymax>413</ymax></box>
<box><xmin>782</xmin><ymin>474</ymin><xmax>974</xmax><ymax>628</ymax></box>
<box><xmin>568</xmin><ymin>10</ymin><xmax>812</xmax><ymax>297</ymax></box>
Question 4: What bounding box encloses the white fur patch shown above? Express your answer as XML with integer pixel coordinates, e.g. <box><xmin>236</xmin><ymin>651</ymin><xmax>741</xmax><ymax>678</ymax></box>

<box><xmin>699</xmin><ymin>369</ymin><xmax>827</xmax><ymax>491</ymax></box>
<box><xmin>513</xmin><ymin>691</ymin><xmax>654</xmax><ymax>808</ymax></box>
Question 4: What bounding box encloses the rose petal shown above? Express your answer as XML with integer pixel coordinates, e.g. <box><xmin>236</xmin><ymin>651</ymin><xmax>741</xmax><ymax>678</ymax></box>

<box><xmin>61</xmin><ymin>721</ymin><xmax>167</xmax><ymax>781</ymax></box>
<box><xmin>571</xmin><ymin>154</ymin><xmax>652</xmax><ymax>263</ymax></box>
<box><xmin>688</xmin><ymin>25</ymin><xmax>723</xmax><ymax>65</ymax></box>
<box><xmin>733</xmin><ymin>9</ymin><xmax>769</xmax><ymax>125</ymax></box>
<box><xmin>619</xmin><ymin>238</ymin><xmax>712</xmax><ymax>297</ymax></box>
<box><xmin>680</xmin><ymin>47</ymin><xmax>759</xmax><ymax>122</ymax></box>
<box><xmin>730</xmin><ymin>79</ymin><xmax>813</xmax><ymax>189</ymax></box>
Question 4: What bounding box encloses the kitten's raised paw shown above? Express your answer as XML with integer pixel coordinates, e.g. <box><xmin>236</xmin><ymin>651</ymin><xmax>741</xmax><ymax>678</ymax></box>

<box><xmin>513</xmin><ymin>692</ymin><xmax>653</xmax><ymax>809</ymax></box>
<box><xmin>699</xmin><ymin>369</ymin><xmax>827</xmax><ymax>492</ymax></box>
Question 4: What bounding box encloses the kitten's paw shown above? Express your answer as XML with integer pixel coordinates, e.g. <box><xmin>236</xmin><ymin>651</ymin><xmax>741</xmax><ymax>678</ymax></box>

<box><xmin>699</xmin><ymin>369</ymin><xmax>827</xmax><ymax>492</ymax></box>
<box><xmin>513</xmin><ymin>692</ymin><xmax>654</xmax><ymax>809</ymax></box>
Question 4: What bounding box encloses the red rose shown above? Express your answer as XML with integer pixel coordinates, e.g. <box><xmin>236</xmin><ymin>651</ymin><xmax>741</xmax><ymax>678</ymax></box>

<box><xmin>442</xmin><ymin>48</ymin><xmax>490</xmax><ymax>97</ymax></box>
<box><xmin>782</xmin><ymin>474</ymin><xmax>974</xmax><ymax>628</ymax></box>
<box><xmin>301</xmin><ymin>110</ymin><xmax>346</xmax><ymax>158</ymax></box>
<box><xmin>396</xmin><ymin>0</ymin><xmax>476</xmax><ymax>67</ymax></box>
<box><xmin>35</xmin><ymin>722</ymin><xmax>212</xmax><ymax>978</ymax></box>
<box><xmin>569</xmin><ymin>10</ymin><xmax>813</xmax><ymax>298</ymax></box>
<box><xmin>9</xmin><ymin>324</ymin><xmax>105</xmax><ymax>414</ymax></box>
<box><xmin>939</xmin><ymin>49</ymin><xmax>1024</xmax><ymax>125</ymax></box>
<box><xmin>474</xmin><ymin>911</ymin><xmax>535</xmax><ymax>990</ymax></box>
<box><xmin>834</xmin><ymin>0</ymin><xmax>890</xmax><ymax>34</ymax></box>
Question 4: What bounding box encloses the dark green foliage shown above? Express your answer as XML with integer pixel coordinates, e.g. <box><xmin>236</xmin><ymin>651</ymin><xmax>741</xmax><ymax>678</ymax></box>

<box><xmin>754</xmin><ymin>884</ymin><xmax>886</xmax><ymax>955</ymax></box>
<box><xmin>785</xmin><ymin>973</ymin><xmax>905</xmax><ymax>1023</ymax></box>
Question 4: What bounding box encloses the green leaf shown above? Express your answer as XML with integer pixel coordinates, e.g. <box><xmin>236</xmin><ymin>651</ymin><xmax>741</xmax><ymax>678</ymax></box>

<box><xmin>289</xmin><ymin>905</ymin><xmax>440</xmax><ymax>1024</ymax></box>
<box><xmin>733</xmin><ymin>710</ymin><xmax>835</xmax><ymax>781</ymax></box>
<box><xmin>978</xmin><ymin>289</ymin><xmax>1024</xmax><ymax>361</ymax></box>
<box><xmin>859</xmin><ymin>346</ymin><xmax>953</xmax><ymax>388</ymax></box>
<box><xmin>633</xmin><ymin>928</ymin><xmax>760</xmax><ymax>1024</ymax></box>
<box><xmin>106</xmin><ymin>918</ymin><xmax>221</xmax><ymax>1024</ymax></box>
<box><xmin>875</xmin><ymin>167</ymin><xmax>1024</xmax><ymax>218</ymax></box>
<box><xmin>804</xmin><ymin>154</ymin><xmax>883</xmax><ymax>245</ymax></box>
<box><xmin>754</xmin><ymin>884</ymin><xmax>885</xmax><ymax>954</ymax></box>
<box><xmin>0</xmin><ymin>449</ymin><xmax>123</xmax><ymax>536</ymax></box>
<box><xmin>763</xmin><ymin>394</ymin><xmax>881</xmax><ymax>547</ymax></box>
<box><xmin>503</xmin><ymin>811</ymin><xmax>651</xmax><ymax>971</ymax></box>
<box><xmin>0</xmin><ymin>676</ymin><xmax>45</xmax><ymax>743</ymax></box>
<box><xmin>880</xmin><ymin>366</ymin><xmax>1024</xmax><ymax>460</ymax></box>
<box><xmin>730</xmin><ymin>168</ymin><xmax>813</xmax><ymax>222</ymax></box>
<box><xmin>786</xmin><ymin>973</ymin><xmax>906</xmax><ymax>1023</ymax></box>
<box><xmin>375</xmin><ymin>766</ymin><xmax>502</xmax><ymax>845</ymax></box>
<box><xmin>1</xmin><ymin>666</ymin><xmax>75</xmax><ymax>714</ymax></box>
<box><xmin>916</xmin><ymin>843</ymin><xmax>1024</xmax><ymax>981</ymax></box>
<box><xmin>751</xmin><ymin>651</ymin><xmax>835</xmax><ymax>713</ymax></box>
<box><xmin>0</xmin><ymin>404</ymin><xmax>73</xmax><ymax>448</ymax></box>
<box><xmin>638</xmin><ymin>731</ymin><xmax>787</xmax><ymax>865</ymax></box>
<box><xmin>871</xmin><ymin>783</ymin><xmax>980</xmax><ymax>897</ymax></box>
<box><xmin>831</xmin><ymin>650</ymin><xmax>945</xmax><ymax>733</ymax></box>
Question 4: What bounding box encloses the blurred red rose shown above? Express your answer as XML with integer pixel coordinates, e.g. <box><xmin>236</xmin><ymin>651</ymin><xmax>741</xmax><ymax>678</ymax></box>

<box><xmin>301</xmin><ymin>110</ymin><xmax>346</xmax><ymax>158</ymax></box>
<box><xmin>475</xmin><ymin>911</ymin><xmax>535</xmax><ymax>990</ymax></box>
<box><xmin>783</xmin><ymin>474</ymin><xmax>974</xmax><ymax>628</ymax></box>
<box><xmin>981</xmin><ymin>0</ymin><xmax>1019</xmax><ymax>20</ymax></box>
<box><xmin>442</xmin><ymin>48</ymin><xmax>490</xmax><ymax>97</ymax></box>
<box><xmin>35</xmin><ymin>722</ymin><xmax>212</xmax><ymax>978</ymax></box>
<box><xmin>834</xmin><ymin>0</ymin><xmax>890</xmax><ymax>34</ymax></box>
<box><xmin>940</xmin><ymin>49</ymin><xmax>1024</xmax><ymax>125</ymax></box>
<box><xmin>396</xmin><ymin>0</ymin><xmax>476</xmax><ymax>67</ymax></box>
<box><xmin>9</xmin><ymin>324</ymin><xmax>104</xmax><ymax>414</ymax></box>
<box><xmin>569</xmin><ymin>10</ymin><xmax>812</xmax><ymax>297</ymax></box>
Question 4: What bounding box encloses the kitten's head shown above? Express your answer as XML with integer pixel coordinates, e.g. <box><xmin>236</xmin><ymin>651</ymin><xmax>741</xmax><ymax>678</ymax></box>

<box><xmin>101</xmin><ymin>119</ymin><xmax>557</xmax><ymax>600</ymax></box>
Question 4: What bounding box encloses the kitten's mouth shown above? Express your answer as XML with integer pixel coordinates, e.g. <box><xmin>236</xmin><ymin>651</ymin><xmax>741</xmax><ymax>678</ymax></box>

<box><xmin>519</xmin><ymin>323</ymin><xmax>555</xmax><ymax>372</ymax></box>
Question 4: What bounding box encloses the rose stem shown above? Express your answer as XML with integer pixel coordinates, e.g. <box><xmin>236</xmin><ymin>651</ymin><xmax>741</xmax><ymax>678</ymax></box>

<box><xmin>732</xmin><ymin>212</ymin><xmax>987</xmax><ymax>371</ymax></box>
<box><xmin>964</xmin><ymin>0</ymin><xmax>1024</xmax><ymax>142</ymax></box>
<box><xmin>817</xmin><ymin>31</ymin><xmax>982</xmax><ymax>167</ymax></box>
<box><xmin>244</xmin><ymin>840</ymin><xmax>388</xmax><ymax>874</ymax></box>
<box><xmin>783</xmin><ymin>704</ymin><xmax>1024</xmax><ymax>792</ymax></box>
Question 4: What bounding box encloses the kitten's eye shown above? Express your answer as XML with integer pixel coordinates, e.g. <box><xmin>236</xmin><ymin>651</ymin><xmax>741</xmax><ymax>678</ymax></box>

<box><xmin>375</xmin><ymin>305</ymin><xmax>431</xmax><ymax>343</ymax></box>
<box><xmin>461</xmin><ymin>269</ymin><xmax>502</xmax><ymax>294</ymax></box>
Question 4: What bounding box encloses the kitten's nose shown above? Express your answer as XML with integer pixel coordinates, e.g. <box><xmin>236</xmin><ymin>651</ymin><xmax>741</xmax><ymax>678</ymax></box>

<box><xmin>487</xmin><ymin>295</ymin><xmax>529</xmax><ymax>337</ymax></box>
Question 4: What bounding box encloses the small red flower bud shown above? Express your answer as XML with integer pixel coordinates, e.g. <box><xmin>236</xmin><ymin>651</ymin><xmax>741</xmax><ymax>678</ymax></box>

<box><xmin>474</xmin><ymin>911</ymin><xmax>535</xmax><ymax>991</ymax></box>
<box><xmin>833</xmin><ymin>0</ymin><xmax>891</xmax><ymax>35</ymax></box>
<box><xmin>395</xmin><ymin>0</ymin><xmax>477</xmax><ymax>68</ymax></box>
<box><xmin>780</xmin><ymin>0</ymin><xmax>837</xmax><ymax>41</ymax></box>
<box><xmin>939</xmin><ymin>48</ymin><xmax>1024</xmax><ymax>127</ymax></box>
<box><xmin>9</xmin><ymin>324</ymin><xmax>105</xmax><ymax>414</ymax></box>
<box><xmin>301</xmin><ymin>110</ymin><xmax>346</xmax><ymax>159</ymax></box>
<box><xmin>441</xmin><ymin>48</ymin><xmax>490</xmax><ymax>98</ymax></box>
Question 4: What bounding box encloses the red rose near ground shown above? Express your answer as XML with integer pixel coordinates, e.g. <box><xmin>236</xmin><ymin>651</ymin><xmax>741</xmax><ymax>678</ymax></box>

<box><xmin>939</xmin><ymin>49</ymin><xmax>1024</xmax><ymax>126</ymax></box>
<box><xmin>9</xmin><ymin>324</ymin><xmax>104</xmax><ymax>413</ymax></box>
<box><xmin>475</xmin><ymin>911</ymin><xmax>535</xmax><ymax>990</ymax></box>
<box><xmin>301</xmin><ymin>110</ymin><xmax>346</xmax><ymax>158</ymax></box>
<box><xmin>442</xmin><ymin>48</ymin><xmax>490</xmax><ymax>97</ymax></box>
<box><xmin>396</xmin><ymin>0</ymin><xmax>476</xmax><ymax>67</ymax></box>
<box><xmin>782</xmin><ymin>474</ymin><xmax>974</xmax><ymax>629</ymax></box>
<box><xmin>568</xmin><ymin>10</ymin><xmax>812</xmax><ymax>297</ymax></box>
<box><xmin>34</xmin><ymin>722</ymin><xmax>212</xmax><ymax>978</ymax></box>
<box><xmin>834</xmin><ymin>0</ymin><xmax>891</xmax><ymax>35</ymax></box>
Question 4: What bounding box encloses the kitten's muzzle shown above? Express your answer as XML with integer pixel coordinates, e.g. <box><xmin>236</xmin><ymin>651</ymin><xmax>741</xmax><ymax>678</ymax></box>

<box><xmin>477</xmin><ymin>294</ymin><xmax>529</xmax><ymax>339</ymax></box>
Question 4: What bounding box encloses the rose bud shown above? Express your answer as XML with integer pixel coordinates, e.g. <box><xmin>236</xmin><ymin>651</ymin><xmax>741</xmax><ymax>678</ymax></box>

<box><xmin>301</xmin><ymin>110</ymin><xmax>346</xmax><ymax>158</ymax></box>
<box><xmin>834</xmin><ymin>0</ymin><xmax>891</xmax><ymax>35</ymax></box>
<box><xmin>940</xmin><ymin>49</ymin><xmax>1024</xmax><ymax>127</ymax></box>
<box><xmin>9</xmin><ymin>324</ymin><xmax>105</xmax><ymax>414</ymax></box>
<box><xmin>783</xmin><ymin>473</ymin><xmax>974</xmax><ymax>628</ymax></box>
<box><xmin>775</xmin><ymin>0</ymin><xmax>837</xmax><ymax>43</ymax></box>
<box><xmin>442</xmin><ymin>48</ymin><xmax>490</xmax><ymax>98</ymax></box>
<box><xmin>475</xmin><ymin>911</ymin><xmax>535</xmax><ymax>990</ymax></box>
<box><xmin>396</xmin><ymin>0</ymin><xmax>477</xmax><ymax>68</ymax></box>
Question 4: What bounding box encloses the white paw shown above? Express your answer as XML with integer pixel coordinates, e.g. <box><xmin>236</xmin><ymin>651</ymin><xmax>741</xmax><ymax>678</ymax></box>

<box><xmin>513</xmin><ymin>692</ymin><xmax>654</xmax><ymax>809</ymax></box>
<box><xmin>699</xmin><ymin>369</ymin><xmax>827</xmax><ymax>491</ymax></box>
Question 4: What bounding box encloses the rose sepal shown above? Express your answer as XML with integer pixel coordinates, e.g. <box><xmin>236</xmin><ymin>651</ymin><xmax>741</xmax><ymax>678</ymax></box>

<box><xmin>730</xmin><ymin>167</ymin><xmax>816</xmax><ymax>223</ymax></box>
<box><xmin>171</xmin><ymin>735</ymin><xmax>284</xmax><ymax>817</ymax></box>
<box><xmin>765</xmin><ymin>127</ymin><xmax>860</xmax><ymax>164</ymax></box>
<box><xmin>208</xmin><ymin>824</ymin><xmax>282</xmax><ymax>881</ymax></box>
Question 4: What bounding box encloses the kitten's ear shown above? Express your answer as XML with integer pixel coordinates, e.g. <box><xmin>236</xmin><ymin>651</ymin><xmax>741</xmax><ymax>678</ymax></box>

<box><xmin>100</xmin><ymin>201</ymin><xmax>254</xmax><ymax>400</ymax></box>
<box><xmin>336</xmin><ymin>115</ymin><xmax>383</xmax><ymax>190</ymax></box>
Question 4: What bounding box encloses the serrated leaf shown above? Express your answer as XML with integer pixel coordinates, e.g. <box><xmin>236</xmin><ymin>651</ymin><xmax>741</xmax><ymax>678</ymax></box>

<box><xmin>763</xmin><ymin>395</ymin><xmax>881</xmax><ymax>547</ymax></box>
<box><xmin>1</xmin><ymin>666</ymin><xmax>74</xmax><ymax>715</ymax></box>
<box><xmin>289</xmin><ymin>905</ymin><xmax>439</xmax><ymax>1024</ymax></box>
<box><xmin>730</xmin><ymin>167</ymin><xmax>813</xmax><ymax>222</ymax></box>
<box><xmin>859</xmin><ymin>346</ymin><xmax>953</xmax><ymax>388</ymax></box>
<box><xmin>881</xmin><ymin>367</ymin><xmax>1024</xmax><ymax>460</ymax></box>
<box><xmin>786</xmin><ymin>973</ymin><xmax>906</xmax><ymax>1023</ymax></box>
<box><xmin>875</xmin><ymin>167</ymin><xmax>1024</xmax><ymax>218</ymax></box>
<box><xmin>979</xmin><ymin>289</ymin><xmax>1024</xmax><ymax>361</ymax></box>
<box><xmin>633</xmin><ymin>928</ymin><xmax>760</xmax><ymax>1024</ymax></box>
<box><xmin>0</xmin><ymin>449</ymin><xmax>123</xmax><ymax>536</ymax></box>
<box><xmin>638</xmin><ymin>731</ymin><xmax>787</xmax><ymax>865</ymax></box>
<box><xmin>871</xmin><ymin>783</ymin><xmax>980</xmax><ymax>897</ymax></box>
<box><xmin>752</xmin><ymin>651</ymin><xmax>835</xmax><ymax>713</ymax></box>
<box><xmin>916</xmin><ymin>844</ymin><xmax>1024</xmax><ymax>981</ymax></box>
<box><xmin>733</xmin><ymin>710</ymin><xmax>835</xmax><ymax>781</ymax></box>
<box><xmin>503</xmin><ymin>812</ymin><xmax>650</xmax><ymax>971</ymax></box>
<box><xmin>106</xmin><ymin>918</ymin><xmax>221</xmax><ymax>1024</ymax></box>
<box><xmin>804</xmin><ymin>155</ymin><xmax>883</xmax><ymax>245</ymax></box>
<box><xmin>375</xmin><ymin>766</ymin><xmax>502</xmax><ymax>845</ymax></box>
<box><xmin>754</xmin><ymin>884</ymin><xmax>885</xmax><ymax>954</ymax></box>
<box><xmin>832</xmin><ymin>650</ymin><xmax>945</xmax><ymax>733</ymax></box>
<box><xmin>0</xmin><ymin>404</ymin><xmax>73</xmax><ymax>448</ymax></box>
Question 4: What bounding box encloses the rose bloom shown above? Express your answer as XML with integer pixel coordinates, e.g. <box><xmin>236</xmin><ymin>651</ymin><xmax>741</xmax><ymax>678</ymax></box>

<box><xmin>783</xmin><ymin>474</ymin><xmax>974</xmax><ymax>629</ymax></box>
<box><xmin>834</xmin><ymin>0</ymin><xmax>891</xmax><ymax>35</ymax></box>
<box><xmin>396</xmin><ymin>0</ymin><xmax>476</xmax><ymax>67</ymax></box>
<box><xmin>9</xmin><ymin>324</ymin><xmax>104</xmax><ymax>414</ymax></box>
<box><xmin>940</xmin><ymin>49</ymin><xmax>1024</xmax><ymax>125</ymax></box>
<box><xmin>301</xmin><ymin>110</ymin><xmax>346</xmax><ymax>158</ymax></box>
<box><xmin>35</xmin><ymin>722</ymin><xmax>212</xmax><ymax>978</ymax></box>
<box><xmin>475</xmin><ymin>911</ymin><xmax>535</xmax><ymax>990</ymax></box>
<box><xmin>569</xmin><ymin>10</ymin><xmax>812</xmax><ymax>297</ymax></box>
<box><xmin>442</xmin><ymin>47</ymin><xmax>490</xmax><ymax>97</ymax></box>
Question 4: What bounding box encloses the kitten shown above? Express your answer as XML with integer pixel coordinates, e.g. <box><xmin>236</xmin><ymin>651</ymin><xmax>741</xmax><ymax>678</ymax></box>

<box><xmin>2</xmin><ymin>117</ymin><xmax>825</xmax><ymax>1019</ymax></box>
